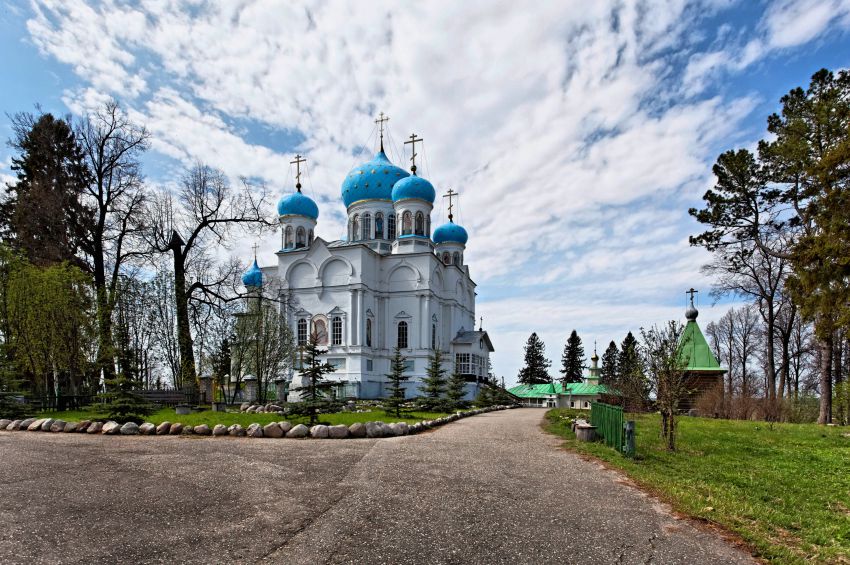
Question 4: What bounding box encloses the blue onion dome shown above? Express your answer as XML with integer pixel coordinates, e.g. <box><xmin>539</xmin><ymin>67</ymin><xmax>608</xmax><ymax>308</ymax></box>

<box><xmin>341</xmin><ymin>151</ymin><xmax>410</xmax><ymax>207</ymax></box>
<box><xmin>391</xmin><ymin>174</ymin><xmax>436</xmax><ymax>203</ymax></box>
<box><xmin>433</xmin><ymin>221</ymin><xmax>468</xmax><ymax>245</ymax></box>
<box><xmin>242</xmin><ymin>259</ymin><xmax>263</xmax><ymax>287</ymax></box>
<box><xmin>278</xmin><ymin>191</ymin><xmax>319</xmax><ymax>219</ymax></box>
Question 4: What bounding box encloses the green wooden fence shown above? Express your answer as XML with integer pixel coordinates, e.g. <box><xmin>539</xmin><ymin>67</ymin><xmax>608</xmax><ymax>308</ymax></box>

<box><xmin>590</xmin><ymin>401</ymin><xmax>635</xmax><ymax>457</ymax></box>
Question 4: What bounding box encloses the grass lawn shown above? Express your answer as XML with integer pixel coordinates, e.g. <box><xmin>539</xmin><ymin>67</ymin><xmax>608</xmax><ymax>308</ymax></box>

<box><xmin>545</xmin><ymin>408</ymin><xmax>850</xmax><ymax>565</ymax></box>
<box><xmin>36</xmin><ymin>407</ymin><xmax>451</xmax><ymax>428</ymax></box>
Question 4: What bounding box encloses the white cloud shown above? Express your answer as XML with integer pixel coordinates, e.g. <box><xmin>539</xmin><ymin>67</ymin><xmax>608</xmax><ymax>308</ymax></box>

<box><xmin>20</xmin><ymin>0</ymin><xmax>838</xmax><ymax>380</ymax></box>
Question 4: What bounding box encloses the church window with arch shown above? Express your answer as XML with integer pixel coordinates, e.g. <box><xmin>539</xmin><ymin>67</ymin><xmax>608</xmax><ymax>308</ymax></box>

<box><xmin>415</xmin><ymin>212</ymin><xmax>424</xmax><ymax>235</ymax></box>
<box><xmin>308</xmin><ymin>229</ymin><xmax>314</xmax><ymax>243</ymax></box>
<box><xmin>297</xmin><ymin>319</ymin><xmax>308</xmax><ymax>346</ymax></box>
<box><xmin>374</xmin><ymin>213</ymin><xmax>384</xmax><ymax>239</ymax></box>
<box><xmin>452</xmin><ymin>251</ymin><xmax>461</xmax><ymax>266</ymax></box>
<box><xmin>441</xmin><ymin>251</ymin><xmax>451</xmax><ymax>265</ymax></box>
<box><xmin>331</xmin><ymin>316</ymin><xmax>343</xmax><ymax>345</ymax></box>
<box><xmin>401</xmin><ymin>211</ymin><xmax>412</xmax><ymax>235</ymax></box>
<box><xmin>284</xmin><ymin>226</ymin><xmax>294</xmax><ymax>249</ymax></box>
<box><xmin>388</xmin><ymin>214</ymin><xmax>396</xmax><ymax>239</ymax></box>
<box><xmin>313</xmin><ymin>318</ymin><xmax>328</xmax><ymax>346</ymax></box>
<box><xmin>366</xmin><ymin>318</ymin><xmax>372</xmax><ymax>347</ymax></box>
<box><xmin>351</xmin><ymin>215</ymin><xmax>359</xmax><ymax>241</ymax></box>
<box><xmin>296</xmin><ymin>227</ymin><xmax>306</xmax><ymax>248</ymax></box>
<box><xmin>362</xmin><ymin>213</ymin><xmax>371</xmax><ymax>240</ymax></box>
<box><xmin>397</xmin><ymin>321</ymin><xmax>408</xmax><ymax>349</ymax></box>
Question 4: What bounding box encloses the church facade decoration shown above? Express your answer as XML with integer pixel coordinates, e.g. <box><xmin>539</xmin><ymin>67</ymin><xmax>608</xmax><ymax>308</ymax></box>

<box><xmin>239</xmin><ymin>121</ymin><xmax>493</xmax><ymax>400</ymax></box>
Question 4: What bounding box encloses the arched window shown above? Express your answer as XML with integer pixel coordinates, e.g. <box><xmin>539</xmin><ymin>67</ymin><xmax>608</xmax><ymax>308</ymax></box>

<box><xmin>431</xmin><ymin>323</ymin><xmax>436</xmax><ymax>350</ymax></box>
<box><xmin>425</xmin><ymin>216</ymin><xmax>431</xmax><ymax>237</ymax></box>
<box><xmin>402</xmin><ymin>211</ymin><xmax>412</xmax><ymax>235</ymax></box>
<box><xmin>297</xmin><ymin>319</ymin><xmax>308</xmax><ymax>346</ymax></box>
<box><xmin>415</xmin><ymin>212</ymin><xmax>424</xmax><ymax>235</ymax></box>
<box><xmin>397</xmin><ymin>321</ymin><xmax>408</xmax><ymax>349</ymax></box>
<box><xmin>332</xmin><ymin>316</ymin><xmax>343</xmax><ymax>345</ymax></box>
<box><xmin>313</xmin><ymin>319</ymin><xmax>328</xmax><ymax>345</ymax></box>
<box><xmin>388</xmin><ymin>214</ymin><xmax>396</xmax><ymax>239</ymax></box>
<box><xmin>362</xmin><ymin>213</ymin><xmax>371</xmax><ymax>240</ymax></box>
<box><xmin>308</xmin><ymin>229</ymin><xmax>314</xmax><ymax>244</ymax></box>
<box><xmin>296</xmin><ymin>227</ymin><xmax>306</xmax><ymax>248</ymax></box>
<box><xmin>452</xmin><ymin>252</ymin><xmax>460</xmax><ymax>265</ymax></box>
<box><xmin>442</xmin><ymin>252</ymin><xmax>451</xmax><ymax>265</ymax></box>
<box><xmin>375</xmin><ymin>213</ymin><xmax>384</xmax><ymax>239</ymax></box>
<box><xmin>366</xmin><ymin>318</ymin><xmax>372</xmax><ymax>347</ymax></box>
<box><xmin>351</xmin><ymin>215</ymin><xmax>359</xmax><ymax>241</ymax></box>
<box><xmin>285</xmin><ymin>226</ymin><xmax>294</xmax><ymax>249</ymax></box>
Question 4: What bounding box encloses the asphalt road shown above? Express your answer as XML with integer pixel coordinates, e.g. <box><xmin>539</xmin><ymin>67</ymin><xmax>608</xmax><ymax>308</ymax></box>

<box><xmin>0</xmin><ymin>409</ymin><xmax>754</xmax><ymax>564</ymax></box>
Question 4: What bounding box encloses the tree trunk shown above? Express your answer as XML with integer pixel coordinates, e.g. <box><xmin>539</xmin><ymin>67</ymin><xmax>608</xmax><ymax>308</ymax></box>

<box><xmin>93</xmin><ymin>237</ymin><xmax>116</xmax><ymax>382</ymax></box>
<box><xmin>169</xmin><ymin>234</ymin><xmax>196</xmax><ymax>391</ymax></box>
<box><xmin>765</xmin><ymin>301</ymin><xmax>777</xmax><ymax>410</ymax></box>
<box><xmin>818</xmin><ymin>333</ymin><xmax>833</xmax><ymax>425</ymax></box>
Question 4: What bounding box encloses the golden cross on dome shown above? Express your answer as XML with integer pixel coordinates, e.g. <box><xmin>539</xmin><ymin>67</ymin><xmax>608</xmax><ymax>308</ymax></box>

<box><xmin>443</xmin><ymin>188</ymin><xmax>458</xmax><ymax>221</ymax></box>
<box><xmin>290</xmin><ymin>154</ymin><xmax>306</xmax><ymax>192</ymax></box>
<box><xmin>404</xmin><ymin>133</ymin><xmax>422</xmax><ymax>175</ymax></box>
<box><xmin>375</xmin><ymin>112</ymin><xmax>389</xmax><ymax>152</ymax></box>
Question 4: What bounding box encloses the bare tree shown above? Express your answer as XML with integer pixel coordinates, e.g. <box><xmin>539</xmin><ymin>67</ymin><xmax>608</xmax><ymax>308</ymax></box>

<box><xmin>640</xmin><ymin>321</ymin><xmax>690</xmax><ymax>451</ymax></box>
<box><xmin>147</xmin><ymin>164</ymin><xmax>274</xmax><ymax>389</ymax></box>
<box><xmin>76</xmin><ymin>101</ymin><xmax>150</xmax><ymax>381</ymax></box>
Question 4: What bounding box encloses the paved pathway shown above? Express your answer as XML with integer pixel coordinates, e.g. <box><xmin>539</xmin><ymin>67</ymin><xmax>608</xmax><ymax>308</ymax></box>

<box><xmin>0</xmin><ymin>409</ymin><xmax>753</xmax><ymax>564</ymax></box>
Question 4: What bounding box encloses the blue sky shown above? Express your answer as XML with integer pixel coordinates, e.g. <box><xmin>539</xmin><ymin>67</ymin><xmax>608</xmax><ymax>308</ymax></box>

<box><xmin>2</xmin><ymin>0</ymin><xmax>849</xmax><ymax>383</ymax></box>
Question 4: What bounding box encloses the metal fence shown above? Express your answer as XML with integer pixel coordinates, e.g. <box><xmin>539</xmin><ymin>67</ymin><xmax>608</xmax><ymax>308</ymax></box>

<box><xmin>590</xmin><ymin>401</ymin><xmax>635</xmax><ymax>457</ymax></box>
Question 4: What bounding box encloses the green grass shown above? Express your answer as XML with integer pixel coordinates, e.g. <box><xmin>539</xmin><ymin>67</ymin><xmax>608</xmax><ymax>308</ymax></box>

<box><xmin>36</xmin><ymin>407</ymin><xmax>450</xmax><ymax>428</ymax></box>
<box><xmin>545</xmin><ymin>408</ymin><xmax>850</xmax><ymax>565</ymax></box>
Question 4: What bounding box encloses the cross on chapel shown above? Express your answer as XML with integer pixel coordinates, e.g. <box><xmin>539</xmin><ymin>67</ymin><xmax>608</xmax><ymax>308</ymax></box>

<box><xmin>290</xmin><ymin>154</ymin><xmax>306</xmax><ymax>191</ymax></box>
<box><xmin>375</xmin><ymin>112</ymin><xmax>389</xmax><ymax>152</ymax></box>
<box><xmin>444</xmin><ymin>188</ymin><xmax>458</xmax><ymax>222</ymax></box>
<box><xmin>404</xmin><ymin>133</ymin><xmax>422</xmax><ymax>175</ymax></box>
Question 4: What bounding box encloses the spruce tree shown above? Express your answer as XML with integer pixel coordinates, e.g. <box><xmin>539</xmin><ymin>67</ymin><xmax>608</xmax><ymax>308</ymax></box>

<box><xmin>445</xmin><ymin>370</ymin><xmax>468</xmax><ymax>410</ymax></box>
<box><xmin>290</xmin><ymin>334</ymin><xmax>337</xmax><ymax>425</ymax></box>
<box><xmin>599</xmin><ymin>340</ymin><xmax>619</xmax><ymax>387</ymax></box>
<box><xmin>618</xmin><ymin>331</ymin><xmax>648</xmax><ymax>410</ymax></box>
<box><xmin>384</xmin><ymin>347</ymin><xmax>410</xmax><ymax>417</ymax></box>
<box><xmin>99</xmin><ymin>373</ymin><xmax>153</xmax><ymax>424</ymax></box>
<box><xmin>560</xmin><ymin>330</ymin><xmax>585</xmax><ymax>385</ymax></box>
<box><xmin>419</xmin><ymin>348</ymin><xmax>447</xmax><ymax>409</ymax></box>
<box><xmin>517</xmin><ymin>332</ymin><xmax>551</xmax><ymax>384</ymax></box>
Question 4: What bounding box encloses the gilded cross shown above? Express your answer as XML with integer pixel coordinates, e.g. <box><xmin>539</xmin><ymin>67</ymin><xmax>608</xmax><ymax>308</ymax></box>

<box><xmin>443</xmin><ymin>188</ymin><xmax>458</xmax><ymax>221</ymax></box>
<box><xmin>404</xmin><ymin>133</ymin><xmax>422</xmax><ymax>174</ymax></box>
<box><xmin>375</xmin><ymin>112</ymin><xmax>389</xmax><ymax>151</ymax></box>
<box><xmin>290</xmin><ymin>154</ymin><xmax>306</xmax><ymax>191</ymax></box>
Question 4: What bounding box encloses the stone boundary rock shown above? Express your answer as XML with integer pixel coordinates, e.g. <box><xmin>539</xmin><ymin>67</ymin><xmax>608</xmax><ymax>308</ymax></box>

<box><xmin>0</xmin><ymin>405</ymin><xmax>519</xmax><ymax>441</ymax></box>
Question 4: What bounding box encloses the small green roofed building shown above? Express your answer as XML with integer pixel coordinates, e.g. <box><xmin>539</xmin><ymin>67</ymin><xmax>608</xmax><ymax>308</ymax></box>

<box><xmin>678</xmin><ymin>290</ymin><xmax>725</xmax><ymax>412</ymax></box>
<box><xmin>508</xmin><ymin>349</ymin><xmax>611</xmax><ymax>408</ymax></box>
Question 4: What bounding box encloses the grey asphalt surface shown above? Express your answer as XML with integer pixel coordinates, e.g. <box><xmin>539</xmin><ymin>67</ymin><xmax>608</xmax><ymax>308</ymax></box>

<box><xmin>0</xmin><ymin>408</ymin><xmax>754</xmax><ymax>565</ymax></box>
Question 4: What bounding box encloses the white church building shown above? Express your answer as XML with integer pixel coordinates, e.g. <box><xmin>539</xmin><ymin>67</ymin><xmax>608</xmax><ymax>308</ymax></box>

<box><xmin>239</xmin><ymin>127</ymin><xmax>494</xmax><ymax>400</ymax></box>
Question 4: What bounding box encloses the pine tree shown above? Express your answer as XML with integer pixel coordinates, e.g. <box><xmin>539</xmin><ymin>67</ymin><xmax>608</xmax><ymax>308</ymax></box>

<box><xmin>618</xmin><ymin>331</ymin><xmax>648</xmax><ymax>410</ymax></box>
<box><xmin>445</xmin><ymin>370</ymin><xmax>468</xmax><ymax>410</ymax></box>
<box><xmin>384</xmin><ymin>347</ymin><xmax>410</xmax><ymax>417</ymax></box>
<box><xmin>0</xmin><ymin>112</ymin><xmax>93</xmax><ymax>267</ymax></box>
<box><xmin>599</xmin><ymin>341</ymin><xmax>619</xmax><ymax>387</ymax></box>
<box><xmin>290</xmin><ymin>334</ymin><xmax>337</xmax><ymax>425</ymax></box>
<box><xmin>517</xmin><ymin>332</ymin><xmax>551</xmax><ymax>384</ymax></box>
<box><xmin>419</xmin><ymin>348</ymin><xmax>447</xmax><ymax>409</ymax></box>
<box><xmin>560</xmin><ymin>330</ymin><xmax>585</xmax><ymax>385</ymax></box>
<box><xmin>99</xmin><ymin>373</ymin><xmax>153</xmax><ymax>424</ymax></box>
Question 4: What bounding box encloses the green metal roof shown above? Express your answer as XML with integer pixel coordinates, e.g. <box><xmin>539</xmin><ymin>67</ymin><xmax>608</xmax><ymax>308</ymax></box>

<box><xmin>508</xmin><ymin>382</ymin><xmax>611</xmax><ymax>398</ymax></box>
<box><xmin>679</xmin><ymin>320</ymin><xmax>725</xmax><ymax>373</ymax></box>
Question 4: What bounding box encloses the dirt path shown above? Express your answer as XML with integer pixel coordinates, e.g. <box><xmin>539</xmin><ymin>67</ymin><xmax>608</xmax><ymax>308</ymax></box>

<box><xmin>0</xmin><ymin>409</ymin><xmax>754</xmax><ymax>564</ymax></box>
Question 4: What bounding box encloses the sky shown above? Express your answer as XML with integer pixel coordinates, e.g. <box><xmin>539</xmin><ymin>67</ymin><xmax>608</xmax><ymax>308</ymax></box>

<box><xmin>1</xmin><ymin>0</ymin><xmax>849</xmax><ymax>384</ymax></box>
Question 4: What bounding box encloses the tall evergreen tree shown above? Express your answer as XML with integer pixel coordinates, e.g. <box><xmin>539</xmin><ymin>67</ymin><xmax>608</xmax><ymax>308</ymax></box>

<box><xmin>419</xmin><ymin>348</ymin><xmax>447</xmax><ymax>407</ymax></box>
<box><xmin>599</xmin><ymin>340</ymin><xmax>619</xmax><ymax>387</ymax></box>
<box><xmin>384</xmin><ymin>347</ymin><xmax>410</xmax><ymax>417</ymax></box>
<box><xmin>517</xmin><ymin>332</ymin><xmax>551</xmax><ymax>384</ymax></box>
<box><xmin>617</xmin><ymin>331</ymin><xmax>648</xmax><ymax>410</ymax></box>
<box><xmin>0</xmin><ymin>112</ymin><xmax>93</xmax><ymax>267</ymax></box>
<box><xmin>289</xmin><ymin>334</ymin><xmax>337</xmax><ymax>425</ymax></box>
<box><xmin>560</xmin><ymin>330</ymin><xmax>585</xmax><ymax>385</ymax></box>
